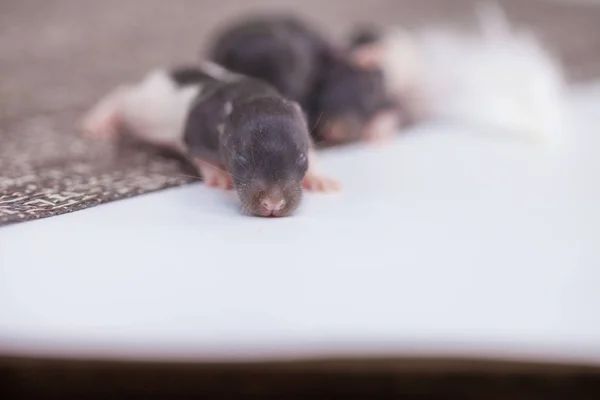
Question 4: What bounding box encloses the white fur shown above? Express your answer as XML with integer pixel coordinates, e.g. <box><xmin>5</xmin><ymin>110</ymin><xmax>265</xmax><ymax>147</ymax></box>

<box><xmin>118</xmin><ymin>70</ymin><xmax>200</xmax><ymax>148</ymax></box>
<box><xmin>380</xmin><ymin>28</ymin><xmax>423</xmax><ymax>98</ymax></box>
<box><xmin>199</xmin><ymin>60</ymin><xmax>241</xmax><ymax>83</ymax></box>
<box><xmin>382</xmin><ymin>2</ymin><xmax>566</xmax><ymax>146</ymax></box>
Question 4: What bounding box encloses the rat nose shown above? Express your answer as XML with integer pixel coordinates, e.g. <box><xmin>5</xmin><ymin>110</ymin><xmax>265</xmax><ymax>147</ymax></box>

<box><xmin>261</xmin><ymin>197</ymin><xmax>286</xmax><ymax>212</ymax></box>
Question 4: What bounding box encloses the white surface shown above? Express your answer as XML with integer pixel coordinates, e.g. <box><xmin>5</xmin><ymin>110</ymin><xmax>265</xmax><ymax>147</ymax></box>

<box><xmin>1</xmin><ymin>83</ymin><xmax>600</xmax><ymax>365</ymax></box>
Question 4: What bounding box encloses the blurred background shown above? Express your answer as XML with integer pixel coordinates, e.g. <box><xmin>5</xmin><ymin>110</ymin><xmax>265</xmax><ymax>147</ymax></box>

<box><xmin>2</xmin><ymin>0</ymin><xmax>600</xmax><ymax>125</ymax></box>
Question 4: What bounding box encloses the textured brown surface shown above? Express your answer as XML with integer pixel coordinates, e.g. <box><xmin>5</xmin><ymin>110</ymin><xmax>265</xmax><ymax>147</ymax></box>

<box><xmin>1</xmin><ymin>0</ymin><xmax>600</xmax><ymax>226</ymax></box>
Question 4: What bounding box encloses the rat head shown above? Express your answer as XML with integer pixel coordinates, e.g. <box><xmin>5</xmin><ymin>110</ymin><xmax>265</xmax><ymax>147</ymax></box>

<box><xmin>348</xmin><ymin>26</ymin><xmax>382</xmax><ymax>64</ymax></box>
<box><xmin>222</xmin><ymin>97</ymin><xmax>310</xmax><ymax>217</ymax></box>
<box><xmin>308</xmin><ymin>57</ymin><xmax>396</xmax><ymax>145</ymax></box>
<box><xmin>210</xmin><ymin>15</ymin><xmax>323</xmax><ymax>103</ymax></box>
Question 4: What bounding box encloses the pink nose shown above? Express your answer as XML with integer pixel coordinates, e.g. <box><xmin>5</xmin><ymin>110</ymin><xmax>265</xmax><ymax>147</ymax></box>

<box><xmin>261</xmin><ymin>197</ymin><xmax>286</xmax><ymax>212</ymax></box>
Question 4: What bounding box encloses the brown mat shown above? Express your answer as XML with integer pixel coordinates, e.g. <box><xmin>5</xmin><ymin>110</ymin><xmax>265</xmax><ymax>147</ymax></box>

<box><xmin>2</xmin><ymin>0</ymin><xmax>600</xmax><ymax>226</ymax></box>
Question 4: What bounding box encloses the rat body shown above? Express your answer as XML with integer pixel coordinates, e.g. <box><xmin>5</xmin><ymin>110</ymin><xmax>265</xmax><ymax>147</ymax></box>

<box><xmin>208</xmin><ymin>15</ymin><xmax>399</xmax><ymax>146</ymax></box>
<box><xmin>348</xmin><ymin>27</ymin><xmax>428</xmax><ymax>128</ymax></box>
<box><xmin>210</xmin><ymin>16</ymin><xmax>329</xmax><ymax>108</ymax></box>
<box><xmin>347</xmin><ymin>3</ymin><xmax>565</xmax><ymax>146</ymax></box>
<box><xmin>81</xmin><ymin>62</ymin><xmax>339</xmax><ymax>217</ymax></box>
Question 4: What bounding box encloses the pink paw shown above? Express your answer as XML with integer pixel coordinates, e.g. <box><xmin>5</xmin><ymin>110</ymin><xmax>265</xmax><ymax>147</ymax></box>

<box><xmin>364</xmin><ymin>111</ymin><xmax>400</xmax><ymax>145</ymax></box>
<box><xmin>366</xmin><ymin>130</ymin><xmax>396</xmax><ymax>145</ymax></box>
<box><xmin>302</xmin><ymin>173</ymin><xmax>341</xmax><ymax>193</ymax></box>
<box><xmin>81</xmin><ymin>108</ymin><xmax>121</xmax><ymax>140</ymax></box>
<box><xmin>196</xmin><ymin>161</ymin><xmax>233</xmax><ymax>190</ymax></box>
<box><xmin>80</xmin><ymin>86</ymin><xmax>130</xmax><ymax>140</ymax></box>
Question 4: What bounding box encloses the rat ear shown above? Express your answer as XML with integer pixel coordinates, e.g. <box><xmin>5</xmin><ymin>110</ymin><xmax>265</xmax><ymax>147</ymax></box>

<box><xmin>349</xmin><ymin>43</ymin><xmax>383</xmax><ymax>70</ymax></box>
<box><xmin>348</xmin><ymin>27</ymin><xmax>381</xmax><ymax>49</ymax></box>
<box><xmin>347</xmin><ymin>27</ymin><xmax>383</xmax><ymax>69</ymax></box>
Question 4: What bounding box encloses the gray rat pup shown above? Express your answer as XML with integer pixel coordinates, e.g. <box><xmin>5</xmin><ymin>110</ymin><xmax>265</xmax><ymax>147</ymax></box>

<box><xmin>208</xmin><ymin>15</ymin><xmax>400</xmax><ymax>146</ymax></box>
<box><xmin>81</xmin><ymin>62</ymin><xmax>339</xmax><ymax>217</ymax></box>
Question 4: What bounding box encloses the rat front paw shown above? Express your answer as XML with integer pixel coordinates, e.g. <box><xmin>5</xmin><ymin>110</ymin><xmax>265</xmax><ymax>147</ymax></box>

<box><xmin>302</xmin><ymin>173</ymin><xmax>341</xmax><ymax>193</ymax></box>
<box><xmin>196</xmin><ymin>161</ymin><xmax>234</xmax><ymax>190</ymax></box>
<box><xmin>364</xmin><ymin>111</ymin><xmax>400</xmax><ymax>145</ymax></box>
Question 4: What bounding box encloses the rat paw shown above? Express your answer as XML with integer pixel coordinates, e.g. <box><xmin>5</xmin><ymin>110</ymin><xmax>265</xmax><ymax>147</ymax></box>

<box><xmin>365</xmin><ymin>130</ymin><xmax>396</xmax><ymax>145</ymax></box>
<box><xmin>80</xmin><ymin>85</ymin><xmax>132</xmax><ymax>140</ymax></box>
<box><xmin>364</xmin><ymin>111</ymin><xmax>400</xmax><ymax>145</ymax></box>
<box><xmin>196</xmin><ymin>161</ymin><xmax>234</xmax><ymax>190</ymax></box>
<box><xmin>302</xmin><ymin>173</ymin><xmax>341</xmax><ymax>193</ymax></box>
<box><xmin>81</xmin><ymin>108</ymin><xmax>121</xmax><ymax>140</ymax></box>
<box><xmin>400</xmin><ymin>86</ymin><xmax>431</xmax><ymax>125</ymax></box>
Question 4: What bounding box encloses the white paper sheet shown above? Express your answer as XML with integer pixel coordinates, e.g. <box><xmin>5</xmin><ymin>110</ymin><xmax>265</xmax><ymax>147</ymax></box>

<box><xmin>1</xmin><ymin>83</ymin><xmax>599</xmax><ymax>364</ymax></box>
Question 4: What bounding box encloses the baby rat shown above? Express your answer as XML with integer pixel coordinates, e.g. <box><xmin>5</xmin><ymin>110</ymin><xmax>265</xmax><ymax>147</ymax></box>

<box><xmin>347</xmin><ymin>3</ymin><xmax>565</xmax><ymax>145</ymax></box>
<box><xmin>347</xmin><ymin>26</ymin><xmax>431</xmax><ymax>127</ymax></box>
<box><xmin>209</xmin><ymin>15</ymin><xmax>330</xmax><ymax>106</ymax></box>
<box><xmin>208</xmin><ymin>15</ymin><xmax>399</xmax><ymax>146</ymax></box>
<box><xmin>81</xmin><ymin>62</ymin><xmax>339</xmax><ymax>217</ymax></box>
<box><xmin>307</xmin><ymin>55</ymin><xmax>399</xmax><ymax>146</ymax></box>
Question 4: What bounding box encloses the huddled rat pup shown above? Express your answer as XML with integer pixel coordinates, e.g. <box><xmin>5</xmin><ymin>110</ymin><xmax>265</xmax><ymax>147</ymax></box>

<box><xmin>209</xmin><ymin>16</ymin><xmax>330</xmax><ymax>107</ymax></box>
<box><xmin>81</xmin><ymin>62</ymin><xmax>339</xmax><ymax>217</ymax></box>
<box><xmin>208</xmin><ymin>15</ymin><xmax>400</xmax><ymax>146</ymax></box>
<box><xmin>307</xmin><ymin>55</ymin><xmax>399</xmax><ymax>145</ymax></box>
<box><xmin>347</xmin><ymin>26</ymin><xmax>431</xmax><ymax>127</ymax></box>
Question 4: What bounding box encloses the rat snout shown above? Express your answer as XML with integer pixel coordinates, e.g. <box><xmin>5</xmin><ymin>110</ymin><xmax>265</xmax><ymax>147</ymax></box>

<box><xmin>261</xmin><ymin>196</ymin><xmax>286</xmax><ymax>213</ymax></box>
<box><xmin>241</xmin><ymin>182</ymin><xmax>301</xmax><ymax>218</ymax></box>
<box><xmin>258</xmin><ymin>191</ymin><xmax>288</xmax><ymax>217</ymax></box>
